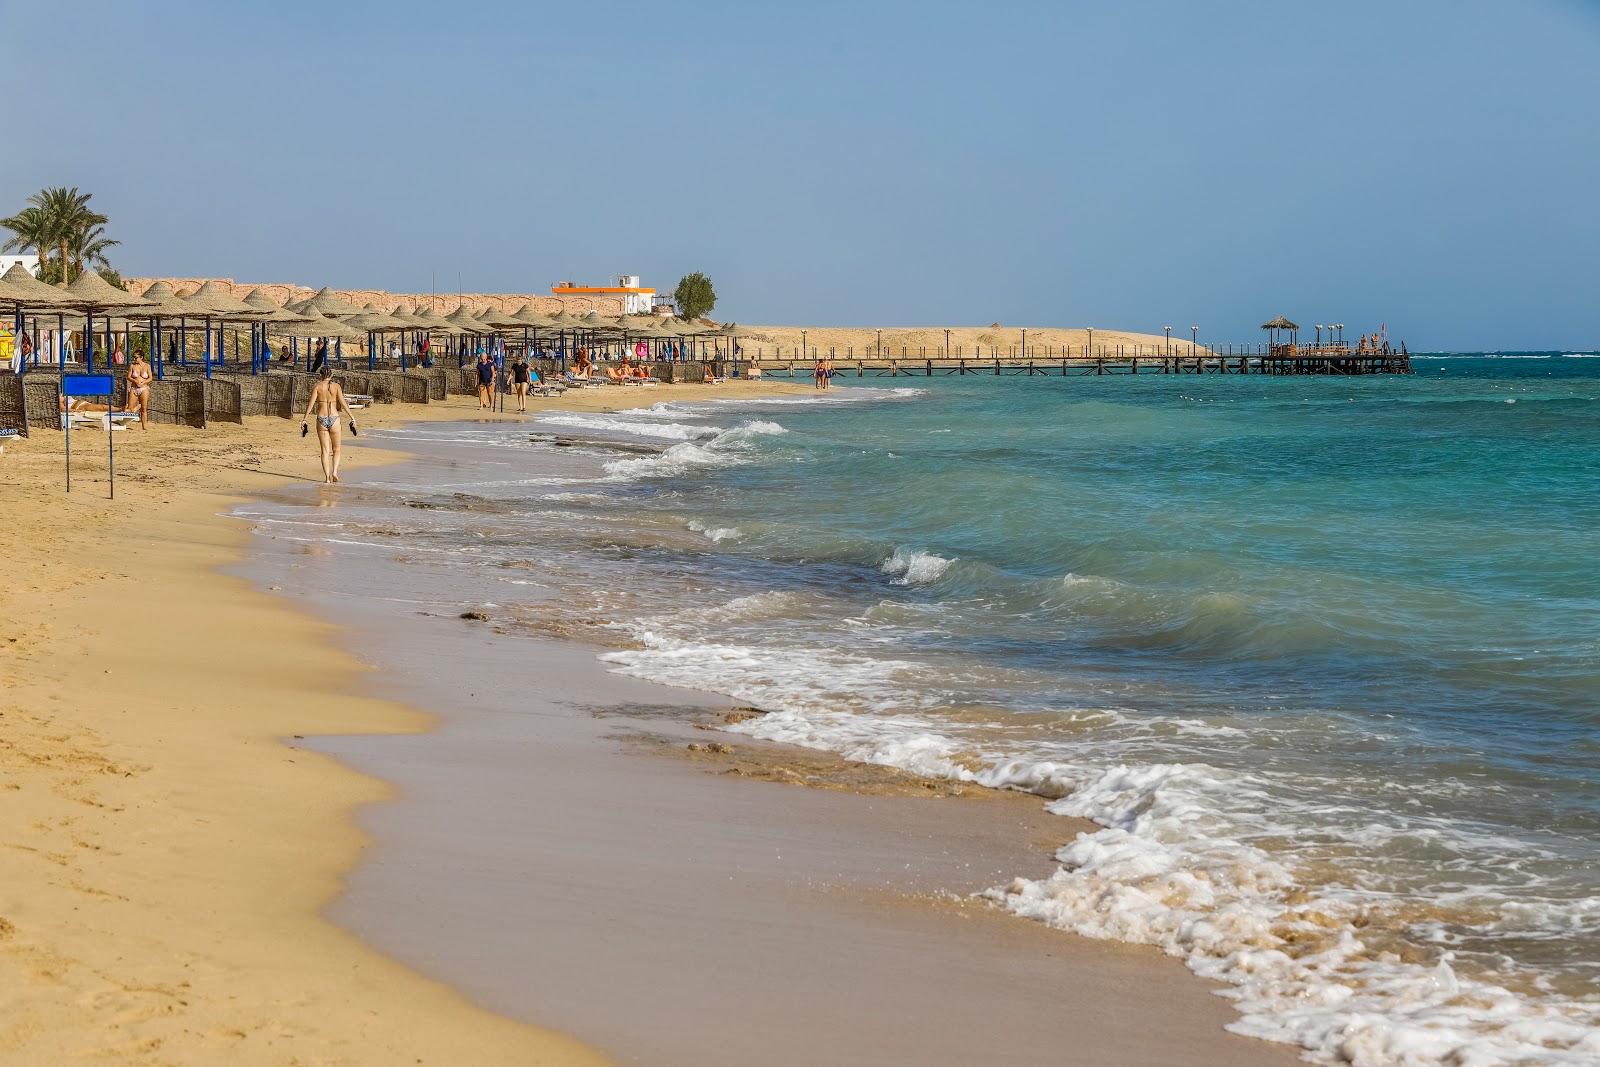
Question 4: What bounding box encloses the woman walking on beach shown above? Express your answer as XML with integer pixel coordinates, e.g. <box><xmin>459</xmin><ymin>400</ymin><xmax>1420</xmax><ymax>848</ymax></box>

<box><xmin>813</xmin><ymin>356</ymin><xmax>828</xmax><ymax>390</ymax></box>
<box><xmin>476</xmin><ymin>351</ymin><xmax>496</xmax><ymax>410</ymax></box>
<box><xmin>301</xmin><ymin>366</ymin><xmax>356</xmax><ymax>484</ymax></box>
<box><xmin>126</xmin><ymin>351</ymin><xmax>152</xmax><ymax>429</ymax></box>
<box><xmin>509</xmin><ymin>353</ymin><xmax>531</xmax><ymax>413</ymax></box>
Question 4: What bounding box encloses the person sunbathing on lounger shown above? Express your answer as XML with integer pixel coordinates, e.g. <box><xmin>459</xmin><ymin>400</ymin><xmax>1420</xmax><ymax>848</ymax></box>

<box><xmin>59</xmin><ymin>394</ymin><xmax>128</xmax><ymax>414</ymax></box>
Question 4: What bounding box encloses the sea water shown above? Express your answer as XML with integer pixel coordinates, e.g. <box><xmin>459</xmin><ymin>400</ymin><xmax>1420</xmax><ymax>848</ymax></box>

<box><xmin>250</xmin><ymin>356</ymin><xmax>1600</xmax><ymax>1066</ymax></box>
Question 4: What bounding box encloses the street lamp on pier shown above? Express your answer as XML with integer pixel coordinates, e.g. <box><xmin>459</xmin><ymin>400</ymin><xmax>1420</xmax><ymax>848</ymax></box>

<box><xmin>1020</xmin><ymin>328</ymin><xmax>1026</xmax><ymax>360</ymax></box>
<box><xmin>1315</xmin><ymin>325</ymin><xmax>1324</xmax><ymax>345</ymax></box>
<box><xmin>1190</xmin><ymin>326</ymin><xmax>1199</xmax><ymax>353</ymax></box>
<box><xmin>1164</xmin><ymin>325</ymin><xmax>1172</xmax><ymax>357</ymax></box>
<box><xmin>876</xmin><ymin>328</ymin><xmax>882</xmax><ymax>359</ymax></box>
<box><xmin>801</xmin><ymin>329</ymin><xmax>807</xmax><ymax>360</ymax></box>
<box><xmin>945</xmin><ymin>328</ymin><xmax>951</xmax><ymax>359</ymax></box>
<box><xmin>1087</xmin><ymin>327</ymin><xmax>1094</xmax><ymax>360</ymax></box>
<box><xmin>1335</xmin><ymin>324</ymin><xmax>1345</xmax><ymax>345</ymax></box>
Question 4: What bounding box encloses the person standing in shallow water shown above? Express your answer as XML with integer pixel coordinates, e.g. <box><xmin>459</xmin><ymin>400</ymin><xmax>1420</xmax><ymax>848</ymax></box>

<box><xmin>301</xmin><ymin>366</ymin><xmax>355</xmax><ymax>484</ymax></box>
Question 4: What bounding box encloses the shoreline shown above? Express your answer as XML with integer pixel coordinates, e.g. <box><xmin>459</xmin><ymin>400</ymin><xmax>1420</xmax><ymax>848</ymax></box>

<box><xmin>2</xmin><ymin>380</ymin><xmax>1298</xmax><ymax>1066</ymax></box>
<box><xmin>230</xmin><ymin>394</ymin><xmax>1301</xmax><ymax>1066</ymax></box>
<box><xmin>0</xmin><ymin>381</ymin><xmax>804</xmax><ymax>1065</ymax></box>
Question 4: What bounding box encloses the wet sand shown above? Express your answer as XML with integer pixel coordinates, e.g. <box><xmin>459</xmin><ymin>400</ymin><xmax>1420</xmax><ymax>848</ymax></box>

<box><xmin>0</xmin><ymin>381</ymin><xmax>800</xmax><ymax>1066</ymax></box>
<box><xmin>237</xmin><ymin>425</ymin><xmax>1303</xmax><ymax>1067</ymax></box>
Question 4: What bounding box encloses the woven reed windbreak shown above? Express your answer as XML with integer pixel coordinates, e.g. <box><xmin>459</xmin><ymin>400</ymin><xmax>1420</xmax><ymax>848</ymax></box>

<box><xmin>0</xmin><ymin>374</ymin><xmax>26</xmax><ymax>434</ymax></box>
<box><xmin>23</xmin><ymin>380</ymin><xmax>63</xmax><ymax>429</ymax></box>
<box><xmin>150</xmin><ymin>380</ymin><xmax>205</xmax><ymax>427</ymax></box>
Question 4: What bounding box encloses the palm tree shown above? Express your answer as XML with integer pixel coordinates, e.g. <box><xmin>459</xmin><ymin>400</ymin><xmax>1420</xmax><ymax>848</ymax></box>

<box><xmin>67</xmin><ymin>224</ymin><xmax>119</xmax><ymax>280</ymax></box>
<box><xmin>0</xmin><ymin>187</ymin><xmax>109</xmax><ymax>281</ymax></box>
<box><xmin>0</xmin><ymin>205</ymin><xmax>51</xmax><ymax>268</ymax></box>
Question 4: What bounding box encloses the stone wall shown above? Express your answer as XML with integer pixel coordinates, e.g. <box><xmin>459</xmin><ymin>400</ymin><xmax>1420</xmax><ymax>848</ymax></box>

<box><xmin>122</xmin><ymin>278</ymin><xmax>626</xmax><ymax>316</ymax></box>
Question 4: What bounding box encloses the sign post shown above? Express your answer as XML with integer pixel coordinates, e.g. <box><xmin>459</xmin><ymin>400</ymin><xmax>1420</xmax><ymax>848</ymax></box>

<box><xmin>61</xmin><ymin>374</ymin><xmax>116</xmax><ymax>498</ymax></box>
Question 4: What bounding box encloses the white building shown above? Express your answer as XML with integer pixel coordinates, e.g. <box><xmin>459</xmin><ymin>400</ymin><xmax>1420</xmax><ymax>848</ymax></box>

<box><xmin>0</xmin><ymin>254</ymin><xmax>40</xmax><ymax>276</ymax></box>
<box><xmin>550</xmin><ymin>274</ymin><xmax>658</xmax><ymax>315</ymax></box>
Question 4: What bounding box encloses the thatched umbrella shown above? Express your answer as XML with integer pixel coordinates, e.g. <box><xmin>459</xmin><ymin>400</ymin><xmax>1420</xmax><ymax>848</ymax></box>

<box><xmin>1261</xmin><ymin>315</ymin><xmax>1299</xmax><ymax>350</ymax></box>
<box><xmin>62</xmin><ymin>271</ymin><xmax>157</xmax><ymax>372</ymax></box>
<box><xmin>296</xmin><ymin>286</ymin><xmax>364</xmax><ymax>318</ymax></box>
<box><xmin>0</xmin><ymin>263</ymin><xmax>85</xmax><ymax>309</ymax></box>
<box><xmin>121</xmin><ymin>281</ymin><xmax>210</xmax><ymax>378</ymax></box>
<box><xmin>475</xmin><ymin>306</ymin><xmax>522</xmax><ymax>329</ymax></box>
<box><xmin>267</xmin><ymin>310</ymin><xmax>367</xmax><ymax>342</ymax></box>
<box><xmin>1</xmin><ymin>264</ymin><xmax>92</xmax><ymax>374</ymax></box>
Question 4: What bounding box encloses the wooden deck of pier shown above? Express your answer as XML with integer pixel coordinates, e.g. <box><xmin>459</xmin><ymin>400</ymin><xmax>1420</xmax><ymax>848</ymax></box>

<box><xmin>749</xmin><ymin>346</ymin><xmax>1411</xmax><ymax>378</ymax></box>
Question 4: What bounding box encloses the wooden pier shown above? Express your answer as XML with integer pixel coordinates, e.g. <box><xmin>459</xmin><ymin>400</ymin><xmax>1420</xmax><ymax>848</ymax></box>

<box><xmin>746</xmin><ymin>345</ymin><xmax>1411</xmax><ymax>379</ymax></box>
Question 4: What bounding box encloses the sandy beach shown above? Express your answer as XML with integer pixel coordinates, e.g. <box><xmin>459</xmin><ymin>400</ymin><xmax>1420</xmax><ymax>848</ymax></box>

<box><xmin>0</xmin><ymin>377</ymin><xmax>1296</xmax><ymax>1067</ymax></box>
<box><xmin>0</xmin><ymin>380</ymin><xmax>797</xmax><ymax>1065</ymax></box>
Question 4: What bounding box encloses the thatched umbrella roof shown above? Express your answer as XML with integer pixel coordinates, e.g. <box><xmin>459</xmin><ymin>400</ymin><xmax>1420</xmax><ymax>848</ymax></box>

<box><xmin>185</xmin><ymin>280</ymin><xmax>264</xmax><ymax>320</ymax></box>
<box><xmin>240</xmin><ymin>289</ymin><xmax>316</xmax><ymax>323</ymax></box>
<box><xmin>1260</xmin><ymin>316</ymin><xmax>1299</xmax><ymax>330</ymax></box>
<box><xmin>118</xmin><ymin>281</ymin><xmax>212</xmax><ymax>322</ymax></box>
<box><xmin>579</xmin><ymin>311</ymin><xmax>623</xmax><ymax>332</ymax></box>
<box><xmin>508</xmin><ymin>304</ymin><xmax>554</xmax><ymax>327</ymax></box>
<box><xmin>266</xmin><ymin>310</ymin><xmax>368</xmax><ymax>341</ymax></box>
<box><xmin>445</xmin><ymin>304</ymin><xmax>493</xmax><ymax>333</ymax></box>
<box><xmin>296</xmin><ymin>287</ymin><xmax>364</xmax><ymax>318</ymax></box>
<box><xmin>546</xmin><ymin>310</ymin><xmax>587</xmax><ymax>329</ymax></box>
<box><xmin>63</xmin><ymin>269</ymin><xmax>157</xmax><ymax>312</ymax></box>
<box><xmin>475</xmin><ymin>306</ymin><xmax>523</xmax><ymax>329</ymax></box>
<box><xmin>410</xmin><ymin>307</ymin><xmax>455</xmax><ymax>333</ymax></box>
<box><xmin>0</xmin><ymin>264</ymin><xmax>88</xmax><ymax>308</ymax></box>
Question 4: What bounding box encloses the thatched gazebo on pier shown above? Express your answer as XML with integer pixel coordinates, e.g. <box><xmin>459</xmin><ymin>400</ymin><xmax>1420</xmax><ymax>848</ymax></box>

<box><xmin>1261</xmin><ymin>316</ymin><xmax>1299</xmax><ymax>352</ymax></box>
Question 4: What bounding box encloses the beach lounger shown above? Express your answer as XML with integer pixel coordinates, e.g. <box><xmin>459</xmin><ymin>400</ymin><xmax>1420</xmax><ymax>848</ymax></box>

<box><xmin>0</xmin><ymin>427</ymin><xmax>17</xmax><ymax>454</ymax></box>
<box><xmin>344</xmin><ymin>394</ymin><xmax>374</xmax><ymax>409</ymax></box>
<box><xmin>63</xmin><ymin>411</ymin><xmax>140</xmax><ymax>431</ymax></box>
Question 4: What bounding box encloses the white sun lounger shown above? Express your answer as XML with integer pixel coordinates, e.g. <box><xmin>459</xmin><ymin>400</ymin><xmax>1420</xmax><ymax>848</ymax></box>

<box><xmin>63</xmin><ymin>411</ymin><xmax>141</xmax><ymax>431</ymax></box>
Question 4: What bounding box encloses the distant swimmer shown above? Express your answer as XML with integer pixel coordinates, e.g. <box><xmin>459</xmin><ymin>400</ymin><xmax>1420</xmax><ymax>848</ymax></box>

<box><xmin>301</xmin><ymin>366</ymin><xmax>356</xmax><ymax>484</ymax></box>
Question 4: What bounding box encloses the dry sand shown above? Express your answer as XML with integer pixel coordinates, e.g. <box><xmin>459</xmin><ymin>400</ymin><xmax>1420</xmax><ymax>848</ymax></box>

<box><xmin>0</xmin><ymin>378</ymin><xmax>805</xmax><ymax>1066</ymax></box>
<box><xmin>735</xmin><ymin>325</ymin><xmax>1210</xmax><ymax>359</ymax></box>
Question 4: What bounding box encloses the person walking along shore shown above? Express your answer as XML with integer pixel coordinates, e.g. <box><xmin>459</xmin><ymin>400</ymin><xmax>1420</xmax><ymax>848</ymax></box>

<box><xmin>301</xmin><ymin>366</ymin><xmax>356</xmax><ymax>483</ymax></box>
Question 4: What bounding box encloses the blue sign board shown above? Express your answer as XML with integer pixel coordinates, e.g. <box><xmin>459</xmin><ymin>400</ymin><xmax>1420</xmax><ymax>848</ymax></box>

<box><xmin>62</xmin><ymin>374</ymin><xmax>114</xmax><ymax>397</ymax></box>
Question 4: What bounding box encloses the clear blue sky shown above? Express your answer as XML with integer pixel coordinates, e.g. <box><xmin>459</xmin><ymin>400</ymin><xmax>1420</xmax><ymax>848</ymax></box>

<box><xmin>6</xmin><ymin>0</ymin><xmax>1598</xmax><ymax>349</ymax></box>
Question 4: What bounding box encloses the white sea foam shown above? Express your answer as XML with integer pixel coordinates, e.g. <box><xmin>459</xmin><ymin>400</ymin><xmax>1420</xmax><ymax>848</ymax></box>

<box><xmin>597</xmin><ymin>602</ymin><xmax>1600</xmax><ymax>1067</ymax></box>
<box><xmin>687</xmin><ymin>519</ymin><xmax>743</xmax><ymax>542</ymax></box>
<box><xmin>535</xmin><ymin>412</ymin><xmax>714</xmax><ymax>440</ymax></box>
<box><xmin>603</xmin><ymin>420</ymin><xmax>788</xmax><ymax>481</ymax></box>
<box><xmin>880</xmin><ymin>548</ymin><xmax>954</xmax><ymax>585</ymax></box>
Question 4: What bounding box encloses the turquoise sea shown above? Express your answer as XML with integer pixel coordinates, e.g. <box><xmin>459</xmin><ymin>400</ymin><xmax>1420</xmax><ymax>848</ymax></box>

<box><xmin>265</xmin><ymin>355</ymin><xmax>1600</xmax><ymax>1066</ymax></box>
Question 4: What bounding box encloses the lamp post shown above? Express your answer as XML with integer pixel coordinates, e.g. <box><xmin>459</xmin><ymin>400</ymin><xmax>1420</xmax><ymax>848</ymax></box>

<box><xmin>801</xmin><ymin>329</ymin><xmax>807</xmax><ymax>361</ymax></box>
<box><xmin>1164</xmin><ymin>325</ymin><xmax>1172</xmax><ymax>358</ymax></box>
<box><xmin>945</xmin><ymin>328</ymin><xmax>951</xmax><ymax>359</ymax></box>
<box><xmin>1020</xmin><ymin>328</ymin><xmax>1026</xmax><ymax>360</ymax></box>
<box><xmin>1190</xmin><ymin>326</ymin><xmax>1199</xmax><ymax>354</ymax></box>
<box><xmin>1086</xmin><ymin>326</ymin><xmax>1094</xmax><ymax>360</ymax></box>
<box><xmin>1335</xmin><ymin>323</ymin><xmax>1344</xmax><ymax>345</ymax></box>
<box><xmin>1315</xmin><ymin>324</ymin><xmax>1324</xmax><ymax>345</ymax></box>
<box><xmin>876</xmin><ymin>328</ymin><xmax>882</xmax><ymax>359</ymax></box>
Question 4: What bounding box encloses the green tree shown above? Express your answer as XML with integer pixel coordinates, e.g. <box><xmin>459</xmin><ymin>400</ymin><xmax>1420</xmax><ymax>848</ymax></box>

<box><xmin>673</xmin><ymin>272</ymin><xmax>717</xmax><ymax>321</ymax></box>
<box><xmin>0</xmin><ymin>205</ymin><xmax>51</xmax><ymax>265</ymax></box>
<box><xmin>0</xmin><ymin>186</ymin><xmax>109</xmax><ymax>282</ymax></box>
<box><xmin>67</xmin><ymin>224</ymin><xmax>119</xmax><ymax>279</ymax></box>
